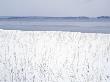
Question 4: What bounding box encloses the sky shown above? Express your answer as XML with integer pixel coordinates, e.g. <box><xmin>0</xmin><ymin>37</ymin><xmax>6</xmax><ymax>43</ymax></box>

<box><xmin>0</xmin><ymin>0</ymin><xmax>110</xmax><ymax>17</ymax></box>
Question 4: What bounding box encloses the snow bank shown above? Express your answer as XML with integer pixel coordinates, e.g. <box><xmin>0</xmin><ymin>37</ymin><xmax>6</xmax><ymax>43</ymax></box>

<box><xmin>0</xmin><ymin>29</ymin><xmax>110</xmax><ymax>82</ymax></box>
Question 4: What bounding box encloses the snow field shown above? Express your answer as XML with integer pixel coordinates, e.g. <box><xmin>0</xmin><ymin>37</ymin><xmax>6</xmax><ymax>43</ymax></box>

<box><xmin>0</xmin><ymin>29</ymin><xmax>110</xmax><ymax>82</ymax></box>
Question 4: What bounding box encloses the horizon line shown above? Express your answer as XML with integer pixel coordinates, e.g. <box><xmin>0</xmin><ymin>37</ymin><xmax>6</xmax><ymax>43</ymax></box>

<box><xmin>0</xmin><ymin>15</ymin><xmax>110</xmax><ymax>17</ymax></box>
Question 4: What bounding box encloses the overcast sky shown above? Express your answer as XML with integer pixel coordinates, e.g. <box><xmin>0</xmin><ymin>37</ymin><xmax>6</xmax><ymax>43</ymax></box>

<box><xmin>0</xmin><ymin>0</ymin><xmax>110</xmax><ymax>17</ymax></box>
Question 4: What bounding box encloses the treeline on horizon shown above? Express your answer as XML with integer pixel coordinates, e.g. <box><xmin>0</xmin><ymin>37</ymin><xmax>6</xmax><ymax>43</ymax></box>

<box><xmin>0</xmin><ymin>16</ymin><xmax>110</xmax><ymax>20</ymax></box>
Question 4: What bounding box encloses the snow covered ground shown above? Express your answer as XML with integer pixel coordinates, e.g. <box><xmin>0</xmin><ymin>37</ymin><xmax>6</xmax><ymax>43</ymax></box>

<box><xmin>0</xmin><ymin>29</ymin><xmax>110</xmax><ymax>82</ymax></box>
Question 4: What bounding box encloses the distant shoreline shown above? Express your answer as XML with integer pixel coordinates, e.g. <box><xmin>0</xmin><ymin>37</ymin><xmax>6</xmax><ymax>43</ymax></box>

<box><xmin>0</xmin><ymin>16</ymin><xmax>110</xmax><ymax>19</ymax></box>
<box><xmin>0</xmin><ymin>16</ymin><xmax>110</xmax><ymax>22</ymax></box>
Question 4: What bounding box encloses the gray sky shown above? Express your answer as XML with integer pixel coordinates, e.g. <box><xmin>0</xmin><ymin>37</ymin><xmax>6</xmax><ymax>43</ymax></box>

<box><xmin>0</xmin><ymin>0</ymin><xmax>110</xmax><ymax>17</ymax></box>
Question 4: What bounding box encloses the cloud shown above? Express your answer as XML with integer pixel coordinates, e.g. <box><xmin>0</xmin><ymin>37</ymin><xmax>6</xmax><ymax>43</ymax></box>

<box><xmin>0</xmin><ymin>0</ymin><xmax>109</xmax><ymax>16</ymax></box>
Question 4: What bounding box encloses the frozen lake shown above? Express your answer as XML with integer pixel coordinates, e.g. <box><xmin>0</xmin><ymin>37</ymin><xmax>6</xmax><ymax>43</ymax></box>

<box><xmin>0</xmin><ymin>18</ymin><xmax>110</xmax><ymax>33</ymax></box>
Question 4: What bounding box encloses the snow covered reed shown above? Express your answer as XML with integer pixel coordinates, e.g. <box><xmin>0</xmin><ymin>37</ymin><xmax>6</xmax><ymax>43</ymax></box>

<box><xmin>0</xmin><ymin>29</ymin><xmax>110</xmax><ymax>82</ymax></box>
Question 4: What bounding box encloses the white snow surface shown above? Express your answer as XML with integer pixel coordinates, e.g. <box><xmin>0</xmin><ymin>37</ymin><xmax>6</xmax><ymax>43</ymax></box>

<box><xmin>0</xmin><ymin>29</ymin><xmax>110</xmax><ymax>82</ymax></box>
